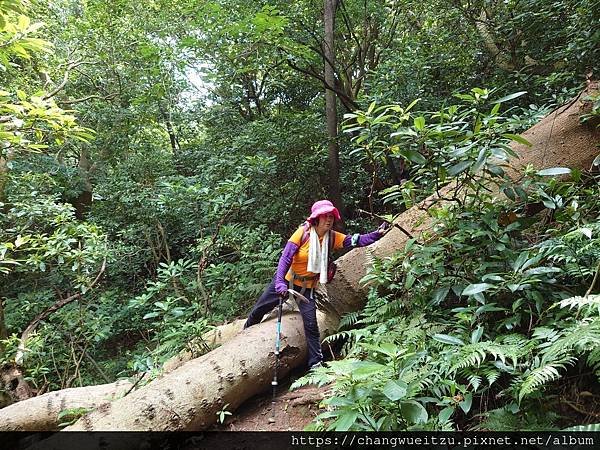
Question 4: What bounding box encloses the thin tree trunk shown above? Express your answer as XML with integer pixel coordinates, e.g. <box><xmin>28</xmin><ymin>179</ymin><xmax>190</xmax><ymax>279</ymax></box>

<box><xmin>0</xmin><ymin>149</ymin><xmax>13</xmax><ymax>210</ymax></box>
<box><xmin>324</xmin><ymin>0</ymin><xmax>346</xmax><ymax>218</ymax></box>
<box><xmin>0</xmin><ymin>150</ymin><xmax>12</xmax><ymax>345</ymax></box>
<box><xmin>73</xmin><ymin>148</ymin><xmax>93</xmax><ymax>219</ymax></box>
<box><xmin>0</xmin><ymin>297</ymin><xmax>7</xmax><ymax>341</ymax></box>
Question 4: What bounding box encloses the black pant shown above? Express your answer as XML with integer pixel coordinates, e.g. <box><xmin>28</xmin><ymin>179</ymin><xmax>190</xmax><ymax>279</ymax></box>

<box><xmin>245</xmin><ymin>280</ymin><xmax>323</xmax><ymax>368</ymax></box>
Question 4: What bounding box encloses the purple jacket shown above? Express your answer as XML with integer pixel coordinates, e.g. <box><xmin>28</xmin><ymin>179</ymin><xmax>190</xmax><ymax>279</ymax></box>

<box><xmin>273</xmin><ymin>229</ymin><xmax>382</xmax><ymax>294</ymax></box>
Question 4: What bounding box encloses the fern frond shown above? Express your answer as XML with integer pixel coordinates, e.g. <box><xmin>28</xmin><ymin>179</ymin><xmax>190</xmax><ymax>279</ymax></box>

<box><xmin>586</xmin><ymin>346</ymin><xmax>600</xmax><ymax>376</ymax></box>
<box><xmin>563</xmin><ymin>423</ymin><xmax>600</xmax><ymax>431</ymax></box>
<box><xmin>482</xmin><ymin>366</ymin><xmax>501</xmax><ymax>386</ymax></box>
<box><xmin>339</xmin><ymin>311</ymin><xmax>360</xmax><ymax>329</ymax></box>
<box><xmin>467</xmin><ymin>372</ymin><xmax>482</xmax><ymax>391</ymax></box>
<box><xmin>540</xmin><ymin>318</ymin><xmax>600</xmax><ymax>363</ymax></box>
<box><xmin>323</xmin><ymin>330</ymin><xmax>354</xmax><ymax>344</ymax></box>
<box><xmin>557</xmin><ymin>294</ymin><xmax>600</xmax><ymax>316</ymax></box>
<box><xmin>518</xmin><ymin>356</ymin><xmax>576</xmax><ymax>402</ymax></box>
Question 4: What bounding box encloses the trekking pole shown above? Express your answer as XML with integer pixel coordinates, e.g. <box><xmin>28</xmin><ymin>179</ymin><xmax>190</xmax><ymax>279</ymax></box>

<box><xmin>270</xmin><ymin>289</ymin><xmax>307</xmax><ymax>423</ymax></box>
<box><xmin>356</xmin><ymin>208</ymin><xmax>415</xmax><ymax>240</ymax></box>
<box><xmin>270</xmin><ymin>293</ymin><xmax>285</xmax><ymax>422</ymax></box>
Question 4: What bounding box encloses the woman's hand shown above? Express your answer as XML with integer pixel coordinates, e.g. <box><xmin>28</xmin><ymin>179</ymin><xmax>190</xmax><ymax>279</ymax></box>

<box><xmin>275</xmin><ymin>282</ymin><xmax>288</xmax><ymax>296</ymax></box>
<box><xmin>377</xmin><ymin>222</ymin><xmax>391</xmax><ymax>236</ymax></box>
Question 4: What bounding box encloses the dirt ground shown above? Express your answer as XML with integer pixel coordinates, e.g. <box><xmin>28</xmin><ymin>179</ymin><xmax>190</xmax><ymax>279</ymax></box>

<box><xmin>210</xmin><ymin>370</ymin><xmax>328</xmax><ymax>431</ymax></box>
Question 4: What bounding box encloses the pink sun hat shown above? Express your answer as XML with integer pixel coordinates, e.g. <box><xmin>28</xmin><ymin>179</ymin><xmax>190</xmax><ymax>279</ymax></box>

<box><xmin>308</xmin><ymin>200</ymin><xmax>341</xmax><ymax>222</ymax></box>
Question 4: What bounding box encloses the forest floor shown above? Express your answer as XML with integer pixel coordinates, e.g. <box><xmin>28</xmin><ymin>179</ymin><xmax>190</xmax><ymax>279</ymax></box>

<box><xmin>209</xmin><ymin>368</ymin><xmax>327</xmax><ymax>431</ymax></box>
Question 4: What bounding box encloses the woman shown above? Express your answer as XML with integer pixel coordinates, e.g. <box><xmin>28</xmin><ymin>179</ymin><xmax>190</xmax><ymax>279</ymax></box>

<box><xmin>244</xmin><ymin>199</ymin><xmax>387</xmax><ymax>369</ymax></box>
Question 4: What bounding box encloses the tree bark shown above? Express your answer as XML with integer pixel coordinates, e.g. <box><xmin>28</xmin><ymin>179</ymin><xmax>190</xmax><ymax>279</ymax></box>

<box><xmin>0</xmin><ymin>365</ymin><xmax>35</xmax><ymax>409</ymax></box>
<box><xmin>324</xmin><ymin>0</ymin><xmax>346</xmax><ymax>219</ymax></box>
<box><xmin>11</xmin><ymin>85</ymin><xmax>600</xmax><ymax>435</ymax></box>
<box><xmin>73</xmin><ymin>148</ymin><xmax>94</xmax><ymax>220</ymax></box>
<box><xmin>0</xmin><ymin>380</ymin><xmax>133</xmax><ymax>431</ymax></box>
<box><xmin>1</xmin><ymin>150</ymin><xmax>12</xmax><ymax>355</ymax></box>
<box><xmin>0</xmin><ymin>297</ymin><xmax>7</xmax><ymax>341</ymax></box>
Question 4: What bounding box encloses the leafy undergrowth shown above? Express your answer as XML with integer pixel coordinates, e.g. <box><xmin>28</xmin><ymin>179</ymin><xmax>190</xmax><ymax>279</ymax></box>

<box><xmin>293</xmin><ymin>93</ymin><xmax>600</xmax><ymax>431</ymax></box>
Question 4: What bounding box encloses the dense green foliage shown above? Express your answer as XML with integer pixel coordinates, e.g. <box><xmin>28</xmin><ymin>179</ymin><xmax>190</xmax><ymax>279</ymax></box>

<box><xmin>0</xmin><ymin>0</ymin><xmax>598</xmax><ymax>430</ymax></box>
<box><xmin>295</xmin><ymin>131</ymin><xmax>600</xmax><ymax>429</ymax></box>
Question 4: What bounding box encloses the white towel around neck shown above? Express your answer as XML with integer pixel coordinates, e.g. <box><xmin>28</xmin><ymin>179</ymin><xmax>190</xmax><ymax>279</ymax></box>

<box><xmin>307</xmin><ymin>227</ymin><xmax>329</xmax><ymax>284</ymax></box>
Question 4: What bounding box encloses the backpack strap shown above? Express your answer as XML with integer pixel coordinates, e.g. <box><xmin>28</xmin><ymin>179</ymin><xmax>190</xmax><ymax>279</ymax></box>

<box><xmin>291</xmin><ymin>224</ymin><xmax>336</xmax><ymax>288</ymax></box>
<box><xmin>300</xmin><ymin>221</ymin><xmax>311</xmax><ymax>246</ymax></box>
<box><xmin>299</xmin><ymin>222</ymin><xmax>335</xmax><ymax>252</ymax></box>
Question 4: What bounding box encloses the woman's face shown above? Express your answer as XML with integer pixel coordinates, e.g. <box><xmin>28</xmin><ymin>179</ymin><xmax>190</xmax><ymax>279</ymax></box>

<box><xmin>317</xmin><ymin>213</ymin><xmax>335</xmax><ymax>231</ymax></box>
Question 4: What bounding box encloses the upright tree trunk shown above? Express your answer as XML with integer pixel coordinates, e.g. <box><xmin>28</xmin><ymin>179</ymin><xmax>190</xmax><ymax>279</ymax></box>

<box><xmin>0</xmin><ymin>150</ymin><xmax>12</xmax><ymax>344</ymax></box>
<box><xmin>73</xmin><ymin>148</ymin><xmax>93</xmax><ymax>220</ymax></box>
<box><xmin>0</xmin><ymin>149</ymin><xmax>13</xmax><ymax>208</ymax></box>
<box><xmin>324</xmin><ymin>0</ymin><xmax>346</xmax><ymax>218</ymax></box>
<box><xmin>0</xmin><ymin>299</ymin><xmax>7</xmax><ymax>341</ymax></box>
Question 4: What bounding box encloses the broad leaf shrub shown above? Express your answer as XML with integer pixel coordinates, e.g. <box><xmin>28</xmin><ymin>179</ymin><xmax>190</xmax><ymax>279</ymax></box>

<box><xmin>294</xmin><ymin>93</ymin><xmax>600</xmax><ymax>431</ymax></box>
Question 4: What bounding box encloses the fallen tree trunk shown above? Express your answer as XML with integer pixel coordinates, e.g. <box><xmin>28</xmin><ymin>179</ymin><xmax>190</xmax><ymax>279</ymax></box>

<box><xmin>0</xmin><ymin>380</ymin><xmax>132</xmax><ymax>431</ymax></box>
<box><xmin>19</xmin><ymin>84</ymin><xmax>600</xmax><ymax>436</ymax></box>
<box><xmin>162</xmin><ymin>319</ymin><xmax>246</xmax><ymax>374</ymax></box>
<box><xmin>59</xmin><ymin>310</ymin><xmax>337</xmax><ymax>432</ymax></box>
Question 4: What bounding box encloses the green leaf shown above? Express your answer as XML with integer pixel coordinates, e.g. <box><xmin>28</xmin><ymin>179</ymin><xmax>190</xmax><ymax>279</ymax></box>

<box><xmin>351</xmin><ymin>361</ymin><xmax>387</xmax><ymax>378</ymax></box>
<box><xmin>459</xmin><ymin>393</ymin><xmax>473</xmax><ymax>413</ymax></box>
<box><xmin>403</xmin><ymin>149</ymin><xmax>427</xmax><ymax>165</ymax></box>
<box><xmin>476</xmin><ymin>304</ymin><xmax>505</xmax><ymax>314</ymax></box>
<box><xmin>536</xmin><ymin>167</ymin><xmax>571</xmax><ymax>176</ymax></box>
<box><xmin>431</xmin><ymin>286</ymin><xmax>450</xmax><ymax>305</ymax></box>
<box><xmin>405</xmin><ymin>98</ymin><xmax>420</xmax><ymax>112</ymax></box>
<box><xmin>400</xmin><ymin>401</ymin><xmax>428</xmax><ymax>424</ymax></box>
<box><xmin>361</xmin><ymin>343</ymin><xmax>398</xmax><ymax>357</ymax></box>
<box><xmin>383</xmin><ymin>380</ymin><xmax>408</xmax><ymax>401</ymax></box>
<box><xmin>439</xmin><ymin>407</ymin><xmax>454</xmax><ymax>423</ymax></box>
<box><xmin>514</xmin><ymin>186</ymin><xmax>528</xmax><ymax>201</ymax></box>
<box><xmin>471</xmin><ymin>326</ymin><xmax>484</xmax><ymax>344</ymax></box>
<box><xmin>413</xmin><ymin>116</ymin><xmax>425</xmax><ymax>131</ymax></box>
<box><xmin>493</xmin><ymin>91</ymin><xmax>527</xmax><ymax>104</ymax></box>
<box><xmin>404</xmin><ymin>272</ymin><xmax>415</xmax><ymax>289</ymax></box>
<box><xmin>523</xmin><ymin>266</ymin><xmax>561</xmax><ymax>275</ymax></box>
<box><xmin>473</xmin><ymin>148</ymin><xmax>488</xmax><ymax>172</ymax></box>
<box><xmin>143</xmin><ymin>312</ymin><xmax>160</xmax><ymax>319</ymax></box>
<box><xmin>462</xmin><ymin>283</ymin><xmax>494</xmax><ymax>296</ymax></box>
<box><xmin>433</xmin><ymin>334</ymin><xmax>464</xmax><ymax>346</ymax></box>
<box><xmin>502</xmin><ymin>134</ymin><xmax>532</xmax><ymax>147</ymax></box>
<box><xmin>486</xmin><ymin>164</ymin><xmax>505</xmax><ymax>176</ymax></box>
<box><xmin>333</xmin><ymin>410</ymin><xmax>358</xmax><ymax>431</ymax></box>
<box><xmin>327</xmin><ymin>396</ymin><xmax>354</xmax><ymax>407</ymax></box>
<box><xmin>447</xmin><ymin>161</ymin><xmax>471</xmax><ymax>177</ymax></box>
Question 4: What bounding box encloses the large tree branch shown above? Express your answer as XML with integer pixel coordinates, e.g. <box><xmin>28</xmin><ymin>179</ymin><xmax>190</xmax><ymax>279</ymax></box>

<box><xmin>59</xmin><ymin>93</ymin><xmax>117</xmax><ymax>105</ymax></box>
<box><xmin>286</xmin><ymin>58</ymin><xmax>358</xmax><ymax>111</ymax></box>
<box><xmin>43</xmin><ymin>60</ymin><xmax>98</xmax><ymax>100</ymax></box>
